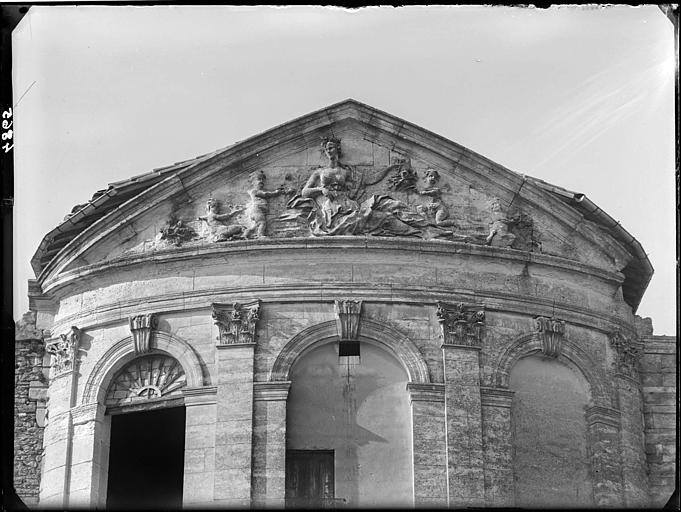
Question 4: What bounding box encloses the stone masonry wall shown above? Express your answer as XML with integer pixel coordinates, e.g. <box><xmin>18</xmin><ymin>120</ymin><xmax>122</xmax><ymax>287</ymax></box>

<box><xmin>639</xmin><ymin>333</ymin><xmax>676</xmax><ymax>507</ymax></box>
<box><xmin>14</xmin><ymin>312</ymin><xmax>48</xmax><ymax>507</ymax></box>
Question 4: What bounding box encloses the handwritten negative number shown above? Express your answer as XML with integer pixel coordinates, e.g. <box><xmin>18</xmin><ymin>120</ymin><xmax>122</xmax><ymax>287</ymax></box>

<box><xmin>2</xmin><ymin>107</ymin><xmax>13</xmax><ymax>153</ymax></box>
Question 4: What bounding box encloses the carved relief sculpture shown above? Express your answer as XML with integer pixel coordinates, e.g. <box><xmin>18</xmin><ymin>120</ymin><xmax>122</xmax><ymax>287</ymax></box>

<box><xmin>243</xmin><ymin>170</ymin><xmax>295</xmax><ymax>239</ymax></box>
<box><xmin>212</xmin><ymin>301</ymin><xmax>261</xmax><ymax>345</ymax></box>
<box><xmin>334</xmin><ymin>299</ymin><xmax>363</xmax><ymax>341</ymax></box>
<box><xmin>436</xmin><ymin>302</ymin><xmax>485</xmax><ymax>347</ymax></box>
<box><xmin>485</xmin><ymin>198</ymin><xmax>517</xmax><ymax>248</ymax></box>
<box><xmin>105</xmin><ymin>355</ymin><xmax>186</xmax><ymax>407</ymax></box>
<box><xmin>160</xmin><ymin>215</ymin><xmax>197</xmax><ymax>246</ymax></box>
<box><xmin>129</xmin><ymin>313</ymin><xmax>157</xmax><ymax>355</ymax></box>
<box><xmin>198</xmin><ymin>197</ymin><xmax>245</xmax><ymax>242</ymax></box>
<box><xmin>387</xmin><ymin>155</ymin><xmax>419</xmax><ymax>193</ymax></box>
<box><xmin>535</xmin><ymin>316</ymin><xmax>565</xmax><ymax>358</ymax></box>
<box><xmin>45</xmin><ymin>326</ymin><xmax>80</xmax><ymax>377</ymax></box>
<box><xmin>609</xmin><ymin>330</ymin><xmax>641</xmax><ymax>378</ymax></box>
<box><xmin>282</xmin><ymin>137</ymin><xmax>420</xmax><ymax>237</ymax></box>
<box><xmin>415</xmin><ymin>169</ymin><xmax>458</xmax><ymax>228</ymax></box>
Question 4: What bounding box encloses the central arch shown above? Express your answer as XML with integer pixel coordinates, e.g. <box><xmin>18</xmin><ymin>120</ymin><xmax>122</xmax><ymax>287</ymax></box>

<box><xmin>276</xmin><ymin>319</ymin><xmax>420</xmax><ymax>508</ymax></box>
<box><xmin>268</xmin><ymin>319</ymin><xmax>431</xmax><ymax>384</ymax></box>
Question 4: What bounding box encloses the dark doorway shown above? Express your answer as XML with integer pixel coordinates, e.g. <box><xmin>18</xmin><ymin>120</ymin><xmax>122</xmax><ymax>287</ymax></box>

<box><xmin>106</xmin><ymin>406</ymin><xmax>186</xmax><ymax>510</ymax></box>
<box><xmin>285</xmin><ymin>450</ymin><xmax>335</xmax><ymax>509</ymax></box>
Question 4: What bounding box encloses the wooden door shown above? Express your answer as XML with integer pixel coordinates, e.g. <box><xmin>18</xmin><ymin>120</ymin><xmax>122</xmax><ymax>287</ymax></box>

<box><xmin>285</xmin><ymin>450</ymin><xmax>335</xmax><ymax>508</ymax></box>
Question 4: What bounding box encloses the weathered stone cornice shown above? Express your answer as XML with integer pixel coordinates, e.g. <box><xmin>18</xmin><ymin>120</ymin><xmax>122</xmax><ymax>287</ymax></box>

<box><xmin>253</xmin><ymin>381</ymin><xmax>291</xmax><ymax>401</ymax></box>
<box><xmin>183</xmin><ymin>385</ymin><xmax>218</xmax><ymax>406</ymax></box>
<box><xmin>406</xmin><ymin>383</ymin><xmax>445</xmax><ymax>403</ymax></box>
<box><xmin>642</xmin><ymin>336</ymin><xmax>676</xmax><ymax>354</ymax></box>
<box><xmin>48</xmin><ymin>284</ymin><xmax>636</xmax><ymax>339</ymax></box>
<box><xmin>40</xmin><ymin>236</ymin><xmax>625</xmax><ymax>296</ymax></box>
<box><xmin>585</xmin><ymin>405</ymin><xmax>621</xmax><ymax>429</ymax></box>
<box><xmin>480</xmin><ymin>387</ymin><xmax>515</xmax><ymax>408</ymax></box>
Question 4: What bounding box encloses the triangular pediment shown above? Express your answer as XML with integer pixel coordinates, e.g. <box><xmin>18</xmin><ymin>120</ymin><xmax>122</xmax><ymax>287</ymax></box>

<box><xmin>34</xmin><ymin>99</ymin><xmax>650</xmax><ymax>309</ymax></box>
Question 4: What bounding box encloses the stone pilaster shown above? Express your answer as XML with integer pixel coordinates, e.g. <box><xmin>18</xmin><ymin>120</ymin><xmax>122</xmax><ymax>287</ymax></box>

<box><xmin>183</xmin><ymin>386</ymin><xmax>218</xmax><ymax>508</ymax></box>
<box><xmin>442</xmin><ymin>344</ymin><xmax>485</xmax><ymax>507</ymax></box>
<box><xmin>407</xmin><ymin>383</ymin><xmax>448</xmax><ymax>507</ymax></box>
<box><xmin>67</xmin><ymin>403</ymin><xmax>110</xmax><ymax>508</ymax></box>
<box><xmin>39</xmin><ymin>409</ymin><xmax>72</xmax><ymax>507</ymax></box>
<box><xmin>585</xmin><ymin>405</ymin><xmax>624</xmax><ymax>507</ymax></box>
<box><xmin>213</xmin><ymin>343</ymin><xmax>256</xmax><ymax>507</ymax></box>
<box><xmin>609</xmin><ymin>331</ymin><xmax>650</xmax><ymax>507</ymax></box>
<box><xmin>39</xmin><ymin>329</ymin><xmax>81</xmax><ymax>507</ymax></box>
<box><xmin>252</xmin><ymin>381</ymin><xmax>291</xmax><ymax>508</ymax></box>
<box><xmin>480</xmin><ymin>386</ymin><xmax>515</xmax><ymax>507</ymax></box>
<box><xmin>615</xmin><ymin>374</ymin><xmax>650</xmax><ymax>506</ymax></box>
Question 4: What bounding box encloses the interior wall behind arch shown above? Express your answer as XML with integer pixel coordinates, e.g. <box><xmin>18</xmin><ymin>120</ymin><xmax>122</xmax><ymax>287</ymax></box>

<box><xmin>509</xmin><ymin>356</ymin><xmax>593</xmax><ymax>507</ymax></box>
<box><xmin>287</xmin><ymin>342</ymin><xmax>413</xmax><ymax>507</ymax></box>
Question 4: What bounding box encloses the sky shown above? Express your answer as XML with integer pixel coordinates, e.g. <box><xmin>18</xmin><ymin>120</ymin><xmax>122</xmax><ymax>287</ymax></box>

<box><xmin>12</xmin><ymin>5</ymin><xmax>676</xmax><ymax>335</ymax></box>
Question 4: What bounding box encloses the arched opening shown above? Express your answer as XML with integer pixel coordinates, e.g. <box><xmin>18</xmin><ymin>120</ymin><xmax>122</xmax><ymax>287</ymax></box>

<box><xmin>509</xmin><ymin>356</ymin><xmax>593</xmax><ymax>507</ymax></box>
<box><xmin>285</xmin><ymin>341</ymin><xmax>413</xmax><ymax>508</ymax></box>
<box><xmin>103</xmin><ymin>354</ymin><xmax>187</xmax><ymax>510</ymax></box>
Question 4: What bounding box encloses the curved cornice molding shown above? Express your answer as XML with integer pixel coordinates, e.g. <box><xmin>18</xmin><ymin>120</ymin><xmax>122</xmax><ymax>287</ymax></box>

<box><xmin>269</xmin><ymin>319</ymin><xmax>431</xmax><ymax>384</ymax></box>
<box><xmin>49</xmin><ymin>284</ymin><xmax>635</xmax><ymax>340</ymax></box>
<box><xmin>81</xmin><ymin>330</ymin><xmax>206</xmax><ymax>405</ymax></box>
<box><xmin>38</xmin><ymin>236</ymin><xmax>625</xmax><ymax>297</ymax></box>
<box><xmin>490</xmin><ymin>331</ymin><xmax>614</xmax><ymax>408</ymax></box>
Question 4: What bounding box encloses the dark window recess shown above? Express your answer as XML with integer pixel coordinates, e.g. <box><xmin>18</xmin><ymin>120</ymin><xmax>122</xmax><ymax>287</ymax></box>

<box><xmin>338</xmin><ymin>339</ymin><xmax>360</xmax><ymax>357</ymax></box>
<box><xmin>286</xmin><ymin>450</ymin><xmax>336</xmax><ymax>508</ymax></box>
<box><xmin>106</xmin><ymin>406</ymin><xmax>186</xmax><ymax>510</ymax></box>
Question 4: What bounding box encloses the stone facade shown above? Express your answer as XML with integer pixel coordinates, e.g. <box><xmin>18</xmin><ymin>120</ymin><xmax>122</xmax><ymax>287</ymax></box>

<box><xmin>639</xmin><ymin>328</ymin><xmax>677</xmax><ymax>507</ymax></box>
<box><xmin>14</xmin><ymin>312</ymin><xmax>48</xmax><ymax>506</ymax></box>
<box><xmin>14</xmin><ymin>100</ymin><xmax>675</xmax><ymax>508</ymax></box>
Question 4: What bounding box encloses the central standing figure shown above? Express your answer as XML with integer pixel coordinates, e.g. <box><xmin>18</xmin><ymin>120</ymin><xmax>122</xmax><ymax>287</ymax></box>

<box><xmin>285</xmin><ymin>136</ymin><xmax>420</xmax><ymax>237</ymax></box>
<box><xmin>299</xmin><ymin>137</ymin><xmax>362</xmax><ymax>233</ymax></box>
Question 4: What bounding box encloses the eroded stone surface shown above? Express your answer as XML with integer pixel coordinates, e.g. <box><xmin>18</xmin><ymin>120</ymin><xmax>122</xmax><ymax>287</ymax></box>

<box><xmin>16</xmin><ymin>101</ymin><xmax>671</xmax><ymax>509</ymax></box>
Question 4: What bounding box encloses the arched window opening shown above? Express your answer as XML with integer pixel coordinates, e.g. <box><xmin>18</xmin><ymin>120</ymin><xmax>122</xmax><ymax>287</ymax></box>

<box><xmin>285</xmin><ymin>342</ymin><xmax>413</xmax><ymax>508</ymax></box>
<box><xmin>509</xmin><ymin>356</ymin><xmax>593</xmax><ymax>507</ymax></box>
<box><xmin>104</xmin><ymin>354</ymin><xmax>187</xmax><ymax>509</ymax></box>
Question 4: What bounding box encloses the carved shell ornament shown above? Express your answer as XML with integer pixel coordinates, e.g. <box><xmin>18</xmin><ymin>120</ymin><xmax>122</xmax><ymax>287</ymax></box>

<box><xmin>105</xmin><ymin>355</ymin><xmax>186</xmax><ymax>407</ymax></box>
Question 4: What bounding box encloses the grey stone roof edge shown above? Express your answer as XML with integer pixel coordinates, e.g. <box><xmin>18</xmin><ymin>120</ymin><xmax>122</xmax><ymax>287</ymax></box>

<box><xmin>29</xmin><ymin>98</ymin><xmax>653</xmax><ymax>312</ymax></box>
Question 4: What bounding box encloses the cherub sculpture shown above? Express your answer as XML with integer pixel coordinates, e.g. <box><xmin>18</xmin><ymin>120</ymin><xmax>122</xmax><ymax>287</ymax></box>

<box><xmin>243</xmin><ymin>171</ymin><xmax>295</xmax><ymax>239</ymax></box>
<box><xmin>198</xmin><ymin>198</ymin><xmax>245</xmax><ymax>242</ymax></box>
<box><xmin>485</xmin><ymin>197</ymin><xmax>517</xmax><ymax>248</ymax></box>
<box><xmin>415</xmin><ymin>169</ymin><xmax>458</xmax><ymax>228</ymax></box>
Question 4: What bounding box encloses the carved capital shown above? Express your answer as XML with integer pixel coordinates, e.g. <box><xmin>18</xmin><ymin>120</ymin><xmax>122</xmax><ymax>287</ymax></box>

<box><xmin>45</xmin><ymin>326</ymin><xmax>80</xmax><ymax>377</ymax></box>
<box><xmin>535</xmin><ymin>316</ymin><xmax>565</xmax><ymax>358</ymax></box>
<box><xmin>129</xmin><ymin>313</ymin><xmax>157</xmax><ymax>355</ymax></box>
<box><xmin>609</xmin><ymin>330</ymin><xmax>641</xmax><ymax>379</ymax></box>
<box><xmin>334</xmin><ymin>299</ymin><xmax>362</xmax><ymax>341</ymax></box>
<box><xmin>436</xmin><ymin>301</ymin><xmax>485</xmax><ymax>347</ymax></box>
<box><xmin>212</xmin><ymin>300</ymin><xmax>261</xmax><ymax>345</ymax></box>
